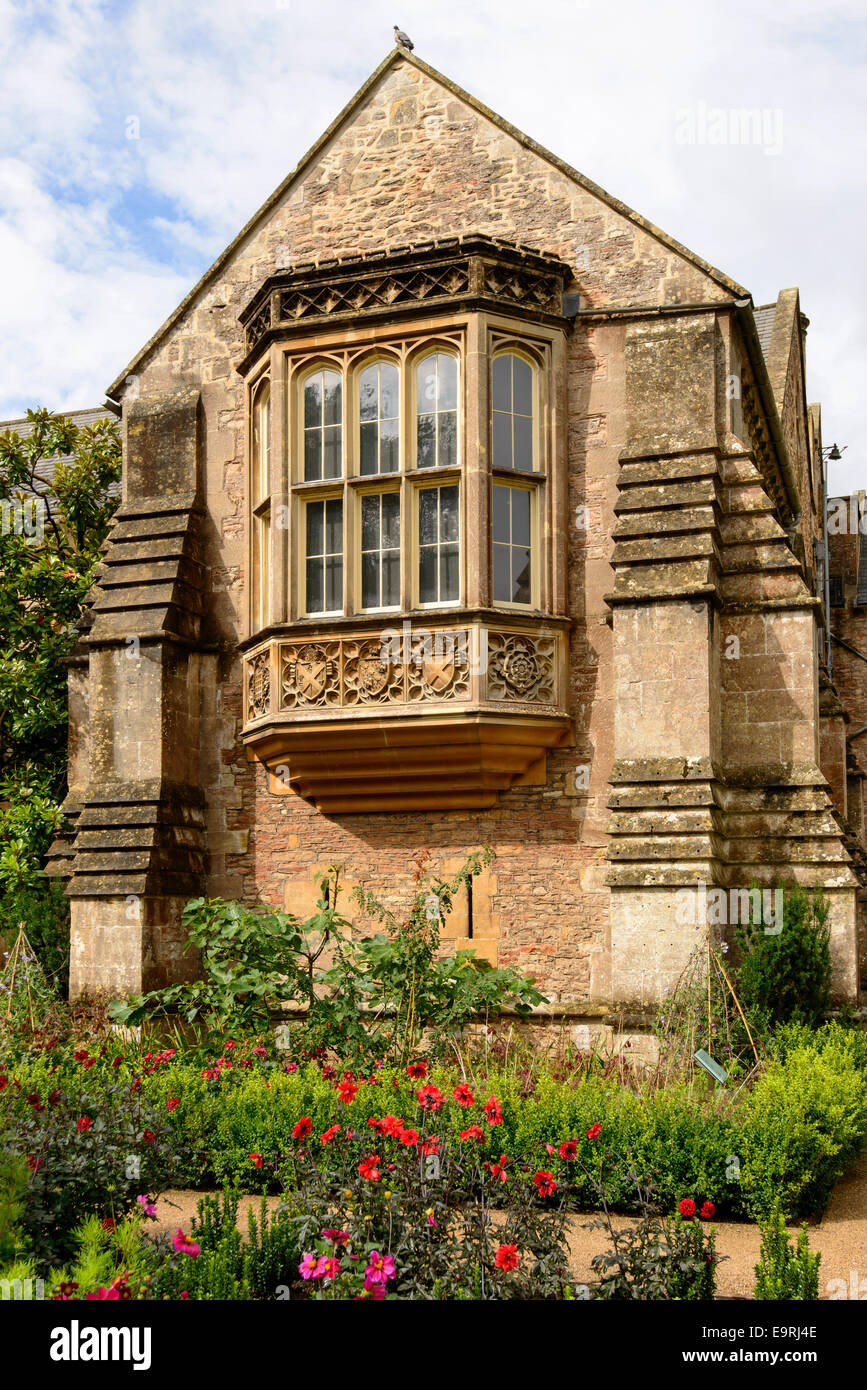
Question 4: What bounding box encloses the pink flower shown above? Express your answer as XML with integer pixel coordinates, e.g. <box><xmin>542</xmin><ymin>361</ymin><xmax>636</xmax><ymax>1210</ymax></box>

<box><xmin>299</xmin><ymin>1252</ymin><xmax>320</xmax><ymax>1280</ymax></box>
<box><xmin>172</xmin><ymin>1229</ymin><xmax>200</xmax><ymax>1257</ymax></box>
<box><xmin>314</xmin><ymin>1256</ymin><xmax>341</xmax><ymax>1280</ymax></box>
<box><xmin>136</xmin><ymin>1195</ymin><xmax>157</xmax><ymax>1218</ymax></box>
<box><xmin>364</xmin><ymin>1250</ymin><xmax>396</xmax><ymax>1284</ymax></box>
<box><xmin>85</xmin><ymin>1286</ymin><xmax>120</xmax><ymax>1300</ymax></box>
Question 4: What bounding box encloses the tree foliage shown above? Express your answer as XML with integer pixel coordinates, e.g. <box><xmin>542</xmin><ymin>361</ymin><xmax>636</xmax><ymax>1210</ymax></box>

<box><xmin>0</xmin><ymin>408</ymin><xmax>120</xmax><ymax>905</ymax></box>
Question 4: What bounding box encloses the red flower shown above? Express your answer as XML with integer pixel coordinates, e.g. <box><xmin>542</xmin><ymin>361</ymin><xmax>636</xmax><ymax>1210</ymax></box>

<box><xmin>0</xmin><ymin>1077</ymin><xmax>7</xmax><ymax>1092</ymax></box>
<box><xmin>166</xmin><ymin>1098</ymin><xmax>180</xmax><ymax>1111</ymax></box>
<box><xmin>338</xmin><ymin>1080</ymin><xmax>359</xmax><ymax>1104</ymax></box>
<box><xmin>421</xmin><ymin>1137</ymin><xmax>440</xmax><ymax>1157</ymax></box>
<box><xmin>460</xmin><ymin>1125</ymin><xmax>486</xmax><ymax>1143</ymax></box>
<box><xmin>321</xmin><ymin>1064</ymin><xmax>336</xmax><ymax>1080</ymax></box>
<box><xmin>406</xmin><ymin>1061</ymin><xmax>428</xmax><ymax>1079</ymax></box>
<box><xmin>586</xmin><ymin>1123</ymin><xmax>602</xmax><ymax>1141</ymax></box>
<box><xmin>76</xmin><ymin>1116</ymin><xmax>92</xmax><ymax>1133</ymax></box>
<box><xmin>483</xmin><ymin>1096</ymin><xmax>503</xmax><ymax>1126</ymax></box>
<box><xmin>678</xmin><ymin>1198</ymin><xmax>697</xmax><ymax>1219</ymax></box>
<box><xmin>223</xmin><ymin>1040</ymin><xmax>236</xmax><ymax>1051</ymax></box>
<box><xmin>25</xmin><ymin>1155</ymin><xmax>42</xmax><ymax>1171</ymax></box>
<box><xmin>143</xmin><ymin>1130</ymin><xmax>155</xmax><ymax>1143</ymax></box>
<box><xmin>416</xmin><ymin>1084</ymin><xmax>443</xmax><ymax>1112</ymax></box>
<box><xmin>292</xmin><ymin>1117</ymin><xmax>313</xmax><ymax>1140</ymax></box>
<box><xmin>102</xmin><ymin>1218</ymin><xmax>116</xmax><ymax>1233</ymax></box>
<box><xmin>249</xmin><ymin>1152</ymin><xmax>263</xmax><ymax>1168</ymax></box>
<box><xmin>320</xmin><ymin>1124</ymin><xmax>341</xmax><ymax>1144</ymax></box>
<box><xmin>358</xmin><ymin>1154</ymin><xmax>382</xmax><ymax>1182</ymax></box>
<box><xmin>453</xmin><ymin>1083</ymin><xmax>475</xmax><ymax>1107</ymax></box>
<box><xmin>399</xmin><ymin>1127</ymin><xmax>419</xmax><ymax>1146</ymax></box>
<box><xmin>700</xmin><ymin>1201</ymin><xmax>715</xmax><ymax>1220</ymax></box>
<box><xmin>495</xmin><ymin>1244</ymin><xmax>519</xmax><ymax>1272</ymax></box>
<box><xmin>558</xmin><ymin>1140</ymin><xmax>578</xmax><ymax>1161</ymax></box>
<box><xmin>487</xmin><ymin>1154</ymin><xmax>508</xmax><ymax>1182</ymax></box>
<box><xmin>533</xmin><ymin>1170</ymin><xmax>557</xmax><ymax>1198</ymax></box>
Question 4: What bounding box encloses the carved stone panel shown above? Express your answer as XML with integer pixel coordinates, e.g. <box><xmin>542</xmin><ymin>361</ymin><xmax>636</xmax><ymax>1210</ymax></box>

<box><xmin>486</xmin><ymin>631</ymin><xmax>557</xmax><ymax>704</ymax></box>
<box><xmin>247</xmin><ymin>649</ymin><xmax>271</xmax><ymax>721</ymax></box>
<box><xmin>280</xmin><ymin>642</ymin><xmax>341</xmax><ymax>708</ymax></box>
<box><xmin>343</xmin><ymin>638</ymin><xmax>405</xmax><ymax>705</ymax></box>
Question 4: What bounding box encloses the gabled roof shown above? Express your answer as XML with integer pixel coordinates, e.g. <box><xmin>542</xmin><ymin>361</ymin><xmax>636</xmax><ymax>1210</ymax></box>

<box><xmin>107</xmin><ymin>47</ymin><xmax>749</xmax><ymax>400</ymax></box>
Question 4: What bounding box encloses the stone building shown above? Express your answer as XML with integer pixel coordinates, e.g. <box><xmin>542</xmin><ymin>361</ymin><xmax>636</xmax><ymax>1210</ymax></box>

<box><xmin>50</xmin><ymin>47</ymin><xmax>866</xmax><ymax>1021</ymax></box>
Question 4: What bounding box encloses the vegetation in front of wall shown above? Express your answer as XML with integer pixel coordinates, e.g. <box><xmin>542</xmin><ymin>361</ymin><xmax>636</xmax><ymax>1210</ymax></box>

<box><xmin>734</xmin><ymin>884</ymin><xmax>832</xmax><ymax>1032</ymax></box>
<box><xmin>108</xmin><ymin>851</ymin><xmax>546</xmax><ymax>1068</ymax></box>
<box><xmin>753</xmin><ymin>1202</ymin><xmax>821</xmax><ymax>1300</ymax></box>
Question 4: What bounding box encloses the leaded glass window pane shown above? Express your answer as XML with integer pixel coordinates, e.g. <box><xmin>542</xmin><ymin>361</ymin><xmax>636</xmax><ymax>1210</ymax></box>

<box><xmin>359</xmin><ymin>362</ymin><xmax>400</xmax><ymax>475</ymax></box>
<box><xmin>492</xmin><ymin>354</ymin><xmax>534</xmax><ymax>471</ymax></box>
<box><xmin>304</xmin><ymin>369</ymin><xmax>343</xmax><ymax>481</ymax></box>
<box><xmin>416</xmin><ymin>353</ymin><xmax>459</xmax><ymax>469</ymax></box>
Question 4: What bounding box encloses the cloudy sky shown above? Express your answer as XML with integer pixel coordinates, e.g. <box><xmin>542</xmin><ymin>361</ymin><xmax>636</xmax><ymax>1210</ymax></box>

<box><xmin>0</xmin><ymin>0</ymin><xmax>864</xmax><ymax>491</ymax></box>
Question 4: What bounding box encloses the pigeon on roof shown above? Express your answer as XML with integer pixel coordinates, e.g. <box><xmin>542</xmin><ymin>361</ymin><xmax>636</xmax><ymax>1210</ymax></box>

<box><xmin>393</xmin><ymin>25</ymin><xmax>414</xmax><ymax>50</ymax></box>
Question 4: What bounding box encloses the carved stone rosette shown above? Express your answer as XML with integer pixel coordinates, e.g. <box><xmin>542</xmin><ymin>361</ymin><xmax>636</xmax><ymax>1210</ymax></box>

<box><xmin>486</xmin><ymin>631</ymin><xmax>557</xmax><ymax>704</ymax></box>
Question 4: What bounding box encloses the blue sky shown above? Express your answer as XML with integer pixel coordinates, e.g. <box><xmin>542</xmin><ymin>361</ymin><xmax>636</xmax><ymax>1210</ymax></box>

<box><xmin>0</xmin><ymin>0</ymin><xmax>864</xmax><ymax>493</ymax></box>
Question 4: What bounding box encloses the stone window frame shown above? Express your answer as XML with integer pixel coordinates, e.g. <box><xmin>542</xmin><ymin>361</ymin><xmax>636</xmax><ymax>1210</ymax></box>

<box><xmin>244</xmin><ymin>310</ymin><xmax>565</xmax><ymax>637</ymax></box>
<box><xmin>249</xmin><ymin>373</ymin><xmax>271</xmax><ymax>632</ymax></box>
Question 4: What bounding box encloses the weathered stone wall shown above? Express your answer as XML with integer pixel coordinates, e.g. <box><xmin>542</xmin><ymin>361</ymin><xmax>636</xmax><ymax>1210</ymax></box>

<box><xmin>60</xmin><ymin>52</ymin><xmax>861</xmax><ymax>1008</ymax></box>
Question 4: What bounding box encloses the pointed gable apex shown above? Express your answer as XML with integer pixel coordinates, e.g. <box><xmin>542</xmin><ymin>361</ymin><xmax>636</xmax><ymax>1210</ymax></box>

<box><xmin>107</xmin><ymin>47</ymin><xmax>749</xmax><ymax>399</ymax></box>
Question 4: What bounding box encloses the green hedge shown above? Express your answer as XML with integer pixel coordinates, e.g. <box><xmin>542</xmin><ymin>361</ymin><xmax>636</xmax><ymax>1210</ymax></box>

<box><xmin>5</xmin><ymin>1022</ymin><xmax>867</xmax><ymax>1221</ymax></box>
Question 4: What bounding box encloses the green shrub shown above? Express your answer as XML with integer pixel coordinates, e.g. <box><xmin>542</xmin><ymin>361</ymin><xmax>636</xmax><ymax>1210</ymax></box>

<box><xmin>754</xmin><ymin>1204</ymin><xmax>820</xmax><ymax>1299</ymax></box>
<box><xmin>740</xmin><ymin>1028</ymin><xmax>867</xmax><ymax>1217</ymax></box>
<box><xmin>150</xmin><ymin>1190</ymin><xmax>302</xmax><ymax>1301</ymax></box>
<box><xmin>735</xmin><ymin>885</ymin><xmax>831</xmax><ymax>1030</ymax></box>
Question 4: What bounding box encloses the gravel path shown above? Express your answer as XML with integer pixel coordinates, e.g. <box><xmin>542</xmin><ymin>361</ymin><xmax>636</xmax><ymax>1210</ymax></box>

<box><xmin>152</xmin><ymin>1151</ymin><xmax>867</xmax><ymax>1300</ymax></box>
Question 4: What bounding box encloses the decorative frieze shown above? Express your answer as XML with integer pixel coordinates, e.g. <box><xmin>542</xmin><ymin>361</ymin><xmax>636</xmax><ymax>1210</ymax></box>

<box><xmin>238</xmin><ymin>236</ymin><xmax>572</xmax><ymax>368</ymax></box>
<box><xmin>244</xmin><ymin>621</ymin><xmax>564</xmax><ymax>723</ymax></box>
